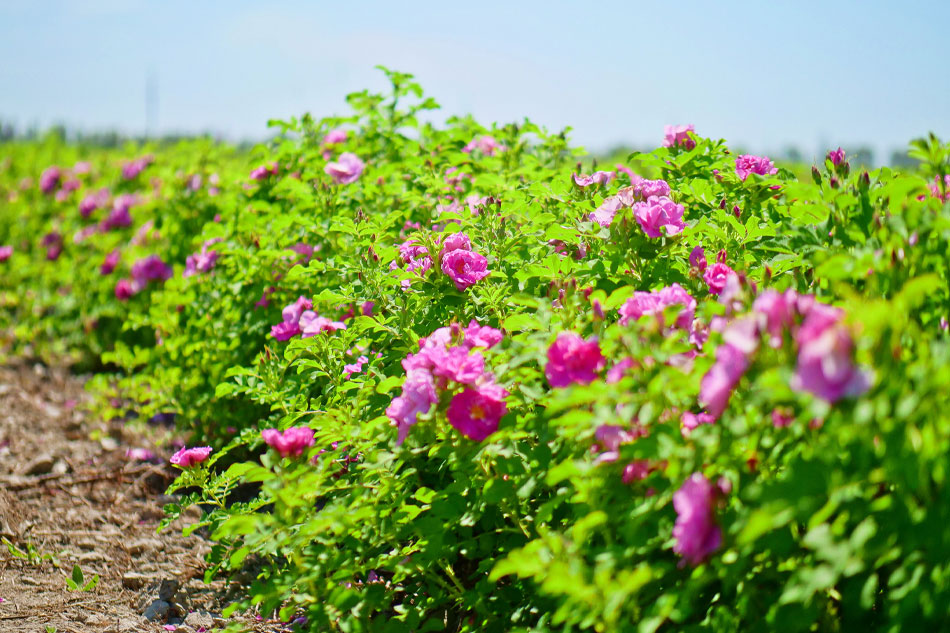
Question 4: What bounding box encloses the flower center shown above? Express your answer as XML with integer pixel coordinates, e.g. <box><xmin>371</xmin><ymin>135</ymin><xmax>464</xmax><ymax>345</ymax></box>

<box><xmin>470</xmin><ymin>404</ymin><xmax>485</xmax><ymax>419</ymax></box>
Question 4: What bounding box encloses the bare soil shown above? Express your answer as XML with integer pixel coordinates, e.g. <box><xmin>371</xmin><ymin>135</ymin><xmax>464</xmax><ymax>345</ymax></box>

<box><xmin>0</xmin><ymin>363</ymin><xmax>282</xmax><ymax>633</ymax></box>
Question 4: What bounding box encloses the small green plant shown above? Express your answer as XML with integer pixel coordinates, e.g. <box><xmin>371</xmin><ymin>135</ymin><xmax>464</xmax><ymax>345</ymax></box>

<box><xmin>2</xmin><ymin>537</ymin><xmax>60</xmax><ymax>568</ymax></box>
<box><xmin>65</xmin><ymin>564</ymin><xmax>99</xmax><ymax>592</ymax></box>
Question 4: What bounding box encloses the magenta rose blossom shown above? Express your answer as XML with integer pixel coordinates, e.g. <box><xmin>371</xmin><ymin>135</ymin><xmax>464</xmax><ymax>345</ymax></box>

<box><xmin>703</xmin><ymin>262</ymin><xmax>737</xmax><ymax>295</ymax></box>
<box><xmin>735</xmin><ymin>154</ymin><xmax>778</xmax><ymax>181</ymax></box>
<box><xmin>793</xmin><ymin>305</ymin><xmax>870</xmax><ymax>402</ymax></box>
<box><xmin>689</xmin><ymin>245</ymin><xmax>707</xmax><ymax>271</ymax></box>
<box><xmin>130</xmin><ymin>255</ymin><xmax>172</xmax><ymax>290</ymax></box>
<box><xmin>632</xmin><ymin>196</ymin><xmax>686</xmax><ymax>238</ymax></box>
<box><xmin>462</xmin><ymin>135</ymin><xmax>502</xmax><ymax>156</ymax></box>
<box><xmin>42</xmin><ymin>232</ymin><xmax>63</xmax><ymax>260</ymax></box>
<box><xmin>169</xmin><ymin>446</ymin><xmax>212</xmax><ymax>468</ymax></box>
<box><xmin>699</xmin><ymin>343</ymin><xmax>748</xmax><ymax>418</ymax></box>
<box><xmin>343</xmin><ymin>355</ymin><xmax>369</xmax><ymax>378</ymax></box>
<box><xmin>432</xmin><ymin>347</ymin><xmax>486</xmax><ymax>385</ymax></box>
<box><xmin>663</xmin><ymin>124</ymin><xmax>696</xmax><ymax>150</ymax></box>
<box><xmin>753</xmin><ymin>289</ymin><xmax>795</xmax><ymax>348</ymax></box>
<box><xmin>462</xmin><ymin>320</ymin><xmax>503</xmax><ymax>349</ymax></box>
<box><xmin>261</xmin><ymin>427</ymin><xmax>316</xmax><ymax>458</ymax></box>
<box><xmin>100</xmin><ymin>249</ymin><xmax>121</xmax><ymax>275</ymax></box>
<box><xmin>39</xmin><ymin>166</ymin><xmax>61</xmax><ymax>194</ymax></box>
<box><xmin>590</xmin><ymin>195</ymin><xmax>624</xmax><ymax>228</ymax></box>
<box><xmin>115</xmin><ymin>278</ymin><xmax>135</xmax><ymax>300</ymax></box>
<box><xmin>573</xmin><ymin>171</ymin><xmax>615</xmax><ymax>188</ymax></box>
<box><xmin>79</xmin><ymin>188</ymin><xmax>110</xmax><ymax>218</ymax></box>
<box><xmin>441</xmin><ymin>232</ymin><xmax>471</xmax><ymax>254</ymax></box>
<box><xmin>386</xmin><ymin>369</ymin><xmax>438</xmax><ymax>445</ymax></box>
<box><xmin>827</xmin><ymin>147</ymin><xmax>846</xmax><ymax>166</ymax></box>
<box><xmin>545</xmin><ymin>332</ymin><xmax>605</xmax><ymax>388</ymax></box>
<box><xmin>250</xmin><ymin>162</ymin><xmax>279</xmax><ymax>180</ymax></box>
<box><xmin>618</xmin><ymin>283</ymin><xmax>695</xmax><ymax>330</ymax></box>
<box><xmin>323</xmin><ymin>128</ymin><xmax>347</xmax><ymax>145</ymax></box>
<box><xmin>299</xmin><ymin>310</ymin><xmax>347</xmax><ymax>337</ymax></box>
<box><xmin>0</xmin><ymin>246</ymin><xmax>12</xmax><ymax>262</ymax></box>
<box><xmin>672</xmin><ymin>473</ymin><xmax>722</xmax><ymax>566</ymax></box>
<box><xmin>446</xmin><ymin>383</ymin><xmax>508</xmax><ymax>441</ymax></box>
<box><xmin>121</xmin><ymin>155</ymin><xmax>153</xmax><ymax>180</ymax></box>
<box><xmin>325</xmin><ymin>152</ymin><xmax>365</xmax><ymax>185</ymax></box>
<box><xmin>441</xmin><ymin>249</ymin><xmax>489</xmax><ymax>291</ymax></box>
<box><xmin>681</xmin><ymin>411</ymin><xmax>716</xmax><ymax>437</ymax></box>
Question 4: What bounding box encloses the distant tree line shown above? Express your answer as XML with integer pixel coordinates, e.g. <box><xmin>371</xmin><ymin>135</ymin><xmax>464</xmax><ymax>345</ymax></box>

<box><xmin>0</xmin><ymin>119</ymin><xmax>923</xmax><ymax>167</ymax></box>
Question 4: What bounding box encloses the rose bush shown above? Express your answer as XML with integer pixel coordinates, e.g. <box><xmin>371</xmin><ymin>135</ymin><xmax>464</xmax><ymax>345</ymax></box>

<box><xmin>2</xmin><ymin>69</ymin><xmax>950</xmax><ymax>631</ymax></box>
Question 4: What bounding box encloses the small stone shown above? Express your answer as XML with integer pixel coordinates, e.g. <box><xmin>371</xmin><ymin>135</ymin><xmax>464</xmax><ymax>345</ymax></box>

<box><xmin>21</xmin><ymin>453</ymin><xmax>55</xmax><ymax>475</ymax></box>
<box><xmin>158</xmin><ymin>578</ymin><xmax>181</xmax><ymax>601</ymax></box>
<box><xmin>51</xmin><ymin>459</ymin><xmax>70</xmax><ymax>475</ymax></box>
<box><xmin>78</xmin><ymin>551</ymin><xmax>105</xmax><ymax>563</ymax></box>
<box><xmin>100</xmin><ymin>437</ymin><xmax>119</xmax><ymax>451</ymax></box>
<box><xmin>122</xmin><ymin>571</ymin><xmax>157</xmax><ymax>590</ymax></box>
<box><xmin>21</xmin><ymin>576</ymin><xmax>41</xmax><ymax>586</ymax></box>
<box><xmin>143</xmin><ymin>599</ymin><xmax>170</xmax><ymax>621</ymax></box>
<box><xmin>184</xmin><ymin>610</ymin><xmax>215</xmax><ymax>629</ymax></box>
<box><xmin>127</xmin><ymin>538</ymin><xmax>162</xmax><ymax>555</ymax></box>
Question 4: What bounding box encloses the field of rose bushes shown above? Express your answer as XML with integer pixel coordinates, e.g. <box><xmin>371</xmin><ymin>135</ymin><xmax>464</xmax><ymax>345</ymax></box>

<box><xmin>3</xmin><ymin>69</ymin><xmax>950</xmax><ymax>631</ymax></box>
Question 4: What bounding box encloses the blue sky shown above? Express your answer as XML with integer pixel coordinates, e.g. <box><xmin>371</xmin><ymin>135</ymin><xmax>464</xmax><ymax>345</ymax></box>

<box><xmin>1</xmin><ymin>0</ymin><xmax>948</xmax><ymax>162</ymax></box>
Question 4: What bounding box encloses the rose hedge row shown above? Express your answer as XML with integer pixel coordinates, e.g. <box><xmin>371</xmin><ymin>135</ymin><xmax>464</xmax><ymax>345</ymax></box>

<box><xmin>3</xmin><ymin>69</ymin><xmax>950</xmax><ymax>632</ymax></box>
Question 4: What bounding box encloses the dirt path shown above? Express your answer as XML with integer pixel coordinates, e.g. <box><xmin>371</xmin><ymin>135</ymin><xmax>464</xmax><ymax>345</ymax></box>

<box><xmin>0</xmin><ymin>363</ymin><xmax>276</xmax><ymax>633</ymax></box>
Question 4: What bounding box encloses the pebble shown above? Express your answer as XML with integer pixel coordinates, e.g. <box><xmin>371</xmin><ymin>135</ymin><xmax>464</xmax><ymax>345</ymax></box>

<box><xmin>127</xmin><ymin>537</ymin><xmax>162</xmax><ymax>555</ymax></box>
<box><xmin>122</xmin><ymin>571</ymin><xmax>159</xmax><ymax>590</ymax></box>
<box><xmin>20</xmin><ymin>453</ymin><xmax>55</xmax><ymax>475</ymax></box>
<box><xmin>143</xmin><ymin>598</ymin><xmax>170</xmax><ymax>621</ymax></box>
<box><xmin>184</xmin><ymin>610</ymin><xmax>215</xmax><ymax>629</ymax></box>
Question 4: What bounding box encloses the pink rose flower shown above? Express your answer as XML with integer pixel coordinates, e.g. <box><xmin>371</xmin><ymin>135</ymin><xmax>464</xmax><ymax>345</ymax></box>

<box><xmin>590</xmin><ymin>195</ymin><xmax>624</xmax><ymax>228</ymax></box>
<box><xmin>387</xmin><ymin>369</ymin><xmax>438</xmax><ymax>445</ymax></box>
<box><xmin>299</xmin><ymin>311</ymin><xmax>347</xmax><ymax>337</ymax></box>
<box><xmin>441</xmin><ymin>249</ymin><xmax>489</xmax><ymax>291</ymax></box>
<box><xmin>663</xmin><ymin>124</ymin><xmax>696</xmax><ymax>150</ymax></box>
<box><xmin>753</xmin><ymin>289</ymin><xmax>795</xmax><ymax>348</ymax></box>
<box><xmin>699</xmin><ymin>343</ymin><xmax>748</xmax><ymax>418</ymax></box>
<box><xmin>432</xmin><ymin>347</ymin><xmax>485</xmax><ymax>385</ymax></box>
<box><xmin>689</xmin><ymin>245</ymin><xmax>707</xmax><ymax>271</ymax></box>
<box><xmin>545</xmin><ymin>332</ymin><xmax>605</xmax><ymax>388</ymax></box>
<box><xmin>446</xmin><ymin>383</ymin><xmax>508</xmax><ymax>441</ymax></box>
<box><xmin>169</xmin><ymin>446</ymin><xmax>212</xmax><ymax>468</ymax></box>
<box><xmin>249</xmin><ymin>162</ymin><xmax>278</xmax><ymax>181</ymax></box>
<box><xmin>827</xmin><ymin>147</ymin><xmax>845</xmax><ymax>166</ymax></box>
<box><xmin>793</xmin><ymin>305</ymin><xmax>869</xmax><ymax>402</ymax></box>
<box><xmin>0</xmin><ymin>246</ymin><xmax>12</xmax><ymax>262</ymax></box>
<box><xmin>271</xmin><ymin>321</ymin><xmax>301</xmax><ymax>341</ymax></box>
<box><xmin>343</xmin><ymin>355</ymin><xmax>369</xmax><ymax>378</ymax></box>
<box><xmin>79</xmin><ymin>188</ymin><xmax>110</xmax><ymax>218</ymax></box>
<box><xmin>39</xmin><ymin>166</ymin><xmax>61</xmax><ymax>194</ymax></box>
<box><xmin>325</xmin><ymin>153</ymin><xmax>365</xmax><ymax>185</ymax></box>
<box><xmin>115</xmin><ymin>279</ymin><xmax>135</xmax><ymax>300</ymax></box>
<box><xmin>261</xmin><ymin>427</ymin><xmax>315</xmax><ymax>458</ymax></box>
<box><xmin>100</xmin><ymin>249</ymin><xmax>121</xmax><ymax>275</ymax></box>
<box><xmin>462</xmin><ymin>320</ymin><xmax>503</xmax><ymax>349</ymax></box>
<box><xmin>703</xmin><ymin>262</ymin><xmax>737</xmax><ymax>296</ymax></box>
<box><xmin>441</xmin><ymin>232</ymin><xmax>471</xmax><ymax>254</ymax></box>
<box><xmin>323</xmin><ymin>128</ymin><xmax>347</xmax><ymax>145</ymax></box>
<box><xmin>632</xmin><ymin>196</ymin><xmax>686</xmax><ymax>238</ymax></box>
<box><xmin>462</xmin><ymin>135</ymin><xmax>502</xmax><ymax>156</ymax></box>
<box><xmin>122</xmin><ymin>156</ymin><xmax>153</xmax><ymax>180</ymax></box>
<box><xmin>573</xmin><ymin>171</ymin><xmax>615</xmax><ymax>188</ymax></box>
<box><xmin>681</xmin><ymin>411</ymin><xmax>716</xmax><ymax>438</ymax></box>
<box><xmin>618</xmin><ymin>283</ymin><xmax>695</xmax><ymax>330</ymax></box>
<box><xmin>131</xmin><ymin>255</ymin><xmax>172</xmax><ymax>288</ymax></box>
<box><xmin>672</xmin><ymin>473</ymin><xmax>722</xmax><ymax>566</ymax></box>
<box><xmin>735</xmin><ymin>154</ymin><xmax>778</xmax><ymax>181</ymax></box>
